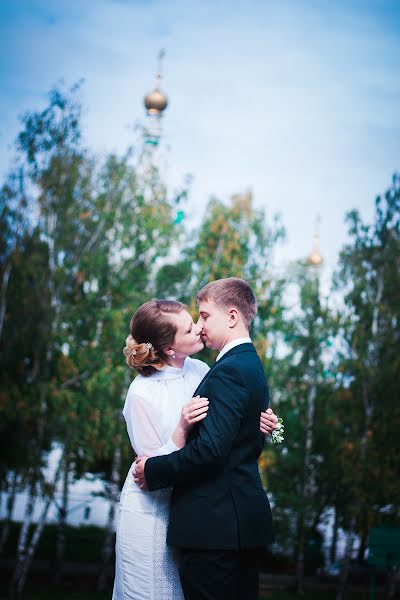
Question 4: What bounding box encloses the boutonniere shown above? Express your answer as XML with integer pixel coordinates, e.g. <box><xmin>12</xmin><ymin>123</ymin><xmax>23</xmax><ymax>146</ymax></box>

<box><xmin>268</xmin><ymin>417</ymin><xmax>284</xmax><ymax>444</ymax></box>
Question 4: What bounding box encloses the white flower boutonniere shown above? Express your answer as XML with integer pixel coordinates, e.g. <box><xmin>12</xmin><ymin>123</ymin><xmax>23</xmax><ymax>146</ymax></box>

<box><xmin>268</xmin><ymin>417</ymin><xmax>284</xmax><ymax>444</ymax></box>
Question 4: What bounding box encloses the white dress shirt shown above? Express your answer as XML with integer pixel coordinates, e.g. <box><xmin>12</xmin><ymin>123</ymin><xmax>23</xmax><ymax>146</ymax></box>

<box><xmin>216</xmin><ymin>337</ymin><xmax>252</xmax><ymax>362</ymax></box>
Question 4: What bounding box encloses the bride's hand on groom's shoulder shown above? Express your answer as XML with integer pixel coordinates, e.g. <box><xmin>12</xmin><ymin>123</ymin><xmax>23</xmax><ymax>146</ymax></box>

<box><xmin>171</xmin><ymin>396</ymin><xmax>209</xmax><ymax>449</ymax></box>
<box><xmin>179</xmin><ymin>396</ymin><xmax>209</xmax><ymax>433</ymax></box>
<box><xmin>260</xmin><ymin>408</ymin><xmax>278</xmax><ymax>435</ymax></box>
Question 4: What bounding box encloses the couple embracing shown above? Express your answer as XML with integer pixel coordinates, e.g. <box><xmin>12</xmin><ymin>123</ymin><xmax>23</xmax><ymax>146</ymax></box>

<box><xmin>112</xmin><ymin>278</ymin><xmax>277</xmax><ymax>600</ymax></box>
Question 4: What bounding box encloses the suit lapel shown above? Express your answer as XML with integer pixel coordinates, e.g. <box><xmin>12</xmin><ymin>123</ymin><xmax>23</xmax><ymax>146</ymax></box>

<box><xmin>192</xmin><ymin>360</ymin><xmax>218</xmax><ymax>396</ymax></box>
<box><xmin>193</xmin><ymin>343</ymin><xmax>256</xmax><ymax>396</ymax></box>
<box><xmin>188</xmin><ymin>343</ymin><xmax>257</xmax><ymax>443</ymax></box>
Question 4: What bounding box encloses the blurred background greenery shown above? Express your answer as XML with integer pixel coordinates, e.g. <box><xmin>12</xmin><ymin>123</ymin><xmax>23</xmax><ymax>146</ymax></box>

<box><xmin>0</xmin><ymin>82</ymin><xmax>399</xmax><ymax>599</ymax></box>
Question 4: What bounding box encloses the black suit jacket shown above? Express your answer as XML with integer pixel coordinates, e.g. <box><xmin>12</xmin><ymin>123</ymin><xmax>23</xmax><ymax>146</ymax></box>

<box><xmin>144</xmin><ymin>343</ymin><xmax>274</xmax><ymax>550</ymax></box>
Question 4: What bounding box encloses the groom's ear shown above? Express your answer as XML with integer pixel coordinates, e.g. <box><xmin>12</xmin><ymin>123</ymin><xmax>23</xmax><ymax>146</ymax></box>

<box><xmin>228</xmin><ymin>308</ymin><xmax>240</xmax><ymax>328</ymax></box>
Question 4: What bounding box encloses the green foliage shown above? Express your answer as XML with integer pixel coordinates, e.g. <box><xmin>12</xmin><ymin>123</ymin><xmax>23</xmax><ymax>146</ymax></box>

<box><xmin>262</xmin><ymin>175</ymin><xmax>400</xmax><ymax>563</ymax></box>
<box><xmin>155</xmin><ymin>192</ymin><xmax>286</xmax><ymax>365</ymax></box>
<box><xmin>0</xmin><ymin>80</ymin><xmax>399</xmax><ymax>580</ymax></box>
<box><xmin>332</xmin><ymin>174</ymin><xmax>400</xmax><ymax>545</ymax></box>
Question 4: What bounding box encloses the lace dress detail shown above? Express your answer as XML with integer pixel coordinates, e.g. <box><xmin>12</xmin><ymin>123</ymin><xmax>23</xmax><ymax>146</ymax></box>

<box><xmin>151</xmin><ymin>489</ymin><xmax>184</xmax><ymax>600</ymax></box>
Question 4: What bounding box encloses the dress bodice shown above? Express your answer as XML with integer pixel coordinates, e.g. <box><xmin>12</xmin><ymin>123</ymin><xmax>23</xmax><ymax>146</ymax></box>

<box><xmin>122</xmin><ymin>357</ymin><xmax>209</xmax><ymax>457</ymax></box>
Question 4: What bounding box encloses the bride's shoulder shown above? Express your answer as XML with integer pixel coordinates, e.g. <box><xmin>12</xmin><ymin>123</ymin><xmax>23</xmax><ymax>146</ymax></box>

<box><xmin>127</xmin><ymin>373</ymin><xmax>152</xmax><ymax>396</ymax></box>
<box><xmin>123</xmin><ymin>375</ymin><xmax>153</xmax><ymax>414</ymax></box>
<box><xmin>186</xmin><ymin>357</ymin><xmax>210</xmax><ymax>377</ymax></box>
<box><xmin>126</xmin><ymin>370</ymin><xmax>169</xmax><ymax>399</ymax></box>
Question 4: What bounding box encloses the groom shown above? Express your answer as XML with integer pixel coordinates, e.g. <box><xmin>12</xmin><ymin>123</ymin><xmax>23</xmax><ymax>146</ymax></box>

<box><xmin>135</xmin><ymin>278</ymin><xmax>274</xmax><ymax>599</ymax></box>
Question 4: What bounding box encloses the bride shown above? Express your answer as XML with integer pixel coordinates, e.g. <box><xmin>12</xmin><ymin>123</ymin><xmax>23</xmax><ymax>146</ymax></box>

<box><xmin>112</xmin><ymin>299</ymin><xmax>277</xmax><ymax>600</ymax></box>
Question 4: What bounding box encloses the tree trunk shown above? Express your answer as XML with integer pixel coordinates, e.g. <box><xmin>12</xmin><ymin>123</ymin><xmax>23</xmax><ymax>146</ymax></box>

<box><xmin>330</xmin><ymin>504</ymin><xmax>339</xmax><ymax>565</ymax></box>
<box><xmin>9</xmin><ymin>452</ymin><xmax>63</xmax><ymax>599</ymax></box>
<box><xmin>11</xmin><ymin>475</ymin><xmax>38</xmax><ymax>570</ymax></box>
<box><xmin>97</xmin><ymin>434</ymin><xmax>121</xmax><ymax>592</ymax></box>
<box><xmin>296</xmin><ymin>379</ymin><xmax>317</xmax><ymax>593</ymax></box>
<box><xmin>0</xmin><ymin>471</ymin><xmax>18</xmax><ymax>555</ymax></box>
<box><xmin>0</xmin><ymin>263</ymin><xmax>12</xmax><ymax>342</ymax></box>
<box><xmin>336</xmin><ymin>513</ymin><xmax>356</xmax><ymax>600</ymax></box>
<box><xmin>53</xmin><ymin>450</ymin><xmax>70</xmax><ymax>584</ymax></box>
<box><xmin>357</xmin><ymin>513</ymin><xmax>368</xmax><ymax>563</ymax></box>
<box><xmin>1</xmin><ymin>190</ymin><xmax>27</xmax><ymax>343</ymax></box>
<box><xmin>97</xmin><ymin>371</ymin><xmax>129</xmax><ymax>592</ymax></box>
<box><xmin>296</xmin><ymin>517</ymin><xmax>305</xmax><ymax>595</ymax></box>
<box><xmin>311</xmin><ymin>506</ymin><xmax>324</xmax><ymax>534</ymax></box>
<box><xmin>9</xmin><ymin>476</ymin><xmax>38</xmax><ymax>599</ymax></box>
<box><xmin>337</xmin><ymin>397</ymin><xmax>371</xmax><ymax>599</ymax></box>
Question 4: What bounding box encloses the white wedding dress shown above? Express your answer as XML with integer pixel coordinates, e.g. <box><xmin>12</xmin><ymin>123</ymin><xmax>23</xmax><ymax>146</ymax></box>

<box><xmin>112</xmin><ymin>357</ymin><xmax>210</xmax><ymax>600</ymax></box>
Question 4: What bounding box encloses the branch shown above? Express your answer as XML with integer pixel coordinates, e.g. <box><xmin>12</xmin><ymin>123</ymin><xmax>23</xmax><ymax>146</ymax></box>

<box><xmin>60</xmin><ymin>370</ymin><xmax>92</xmax><ymax>389</ymax></box>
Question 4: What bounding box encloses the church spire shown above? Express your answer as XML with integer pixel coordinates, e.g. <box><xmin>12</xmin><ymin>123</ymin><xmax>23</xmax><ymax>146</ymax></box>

<box><xmin>143</xmin><ymin>50</ymin><xmax>168</xmax><ymax>146</ymax></box>
<box><xmin>307</xmin><ymin>216</ymin><xmax>323</xmax><ymax>267</ymax></box>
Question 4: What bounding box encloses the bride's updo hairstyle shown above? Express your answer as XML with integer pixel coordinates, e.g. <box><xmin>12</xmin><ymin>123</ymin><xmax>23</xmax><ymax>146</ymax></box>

<box><xmin>123</xmin><ymin>299</ymin><xmax>186</xmax><ymax>377</ymax></box>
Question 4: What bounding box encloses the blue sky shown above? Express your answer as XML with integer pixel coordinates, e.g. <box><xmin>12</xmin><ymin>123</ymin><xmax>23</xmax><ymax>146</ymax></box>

<box><xmin>1</xmin><ymin>0</ymin><xmax>399</xmax><ymax>272</ymax></box>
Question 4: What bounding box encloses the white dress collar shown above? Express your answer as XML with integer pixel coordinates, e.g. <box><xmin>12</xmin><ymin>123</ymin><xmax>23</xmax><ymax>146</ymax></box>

<box><xmin>148</xmin><ymin>358</ymin><xmax>189</xmax><ymax>380</ymax></box>
<box><xmin>216</xmin><ymin>337</ymin><xmax>252</xmax><ymax>362</ymax></box>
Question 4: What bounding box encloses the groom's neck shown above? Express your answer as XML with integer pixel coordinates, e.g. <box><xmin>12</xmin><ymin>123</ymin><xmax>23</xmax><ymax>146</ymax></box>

<box><xmin>219</xmin><ymin>328</ymin><xmax>250</xmax><ymax>351</ymax></box>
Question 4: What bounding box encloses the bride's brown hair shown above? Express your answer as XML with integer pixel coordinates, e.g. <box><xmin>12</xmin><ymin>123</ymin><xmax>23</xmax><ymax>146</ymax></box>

<box><xmin>123</xmin><ymin>299</ymin><xmax>186</xmax><ymax>377</ymax></box>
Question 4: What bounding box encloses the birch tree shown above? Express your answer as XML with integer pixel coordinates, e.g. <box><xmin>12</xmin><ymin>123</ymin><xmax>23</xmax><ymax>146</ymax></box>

<box><xmin>1</xmin><ymin>82</ymin><xmax>98</xmax><ymax>597</ymax></box>
<box><xmin>335</xmin><ymin>174</ymin><xmax>400</xmax><ymax>599</ymax></box>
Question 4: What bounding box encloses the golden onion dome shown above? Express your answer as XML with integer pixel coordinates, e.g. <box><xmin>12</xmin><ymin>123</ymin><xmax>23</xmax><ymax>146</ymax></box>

<box><xmin>307</xmin><ymin>231</ymin><xmax>324</xmax><ymax>266</ymax></box>
<box><xmin>308</xmin><ymin>247</ymin><xmax>324</xmax><ymax>266</ymax></box>
<box><xmin>144</xmin><ymin>76</ymin><xmax>168</xmax><ymax>115</ymax></box>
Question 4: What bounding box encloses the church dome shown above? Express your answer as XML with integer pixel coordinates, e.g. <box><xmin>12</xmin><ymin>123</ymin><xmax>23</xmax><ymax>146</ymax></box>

<box><xmin>144</xmin><ymin>80</ymin><xmax>168</xmax><ymax>115</ymax></box>
<box><xmin>307</xmin><ymin>232</ymin><xmax>323</xmax><ymax>266</ymax></box>
<box><xmin>307</xmin><ymin>247</ymin><xmax>324</xmax><ymax>266</ymax></box>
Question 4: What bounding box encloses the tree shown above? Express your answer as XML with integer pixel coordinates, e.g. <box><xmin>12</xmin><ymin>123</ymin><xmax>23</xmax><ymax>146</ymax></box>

<box><xmin>156</xmin><ymin>192</ymin><xmax>286</xmax><ymax>365</ymax></box>
<box><xmin>262</xmin><ymin>265</ymin><xmax>338</xmax><ymax>591</ymax></box>
<box><xmin>335</xmin><ymin>174</ymin><xmax>400</xmax><ymax>599</ymax></box>
<box><xmin>1</xmin><ymin>81</ymin><xmax>180</xmax><ymax>595</ymax></box>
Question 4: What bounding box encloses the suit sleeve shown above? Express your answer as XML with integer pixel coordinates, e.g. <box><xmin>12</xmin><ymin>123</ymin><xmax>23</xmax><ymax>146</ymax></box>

<box><xmin>144</xmin><ymin>364</ymin><xmax>248</xmax><ymax>491</ymax></box>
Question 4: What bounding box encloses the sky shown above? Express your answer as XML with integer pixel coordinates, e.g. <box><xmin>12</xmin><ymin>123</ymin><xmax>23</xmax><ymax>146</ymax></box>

<box><xmin>1</xmin><ymin>0</ymin><xmax>399</xmax><ymax>276</ymax></box>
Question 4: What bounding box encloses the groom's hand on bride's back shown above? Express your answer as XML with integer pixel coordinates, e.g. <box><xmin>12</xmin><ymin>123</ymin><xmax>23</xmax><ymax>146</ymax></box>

<box><xmin>134</xmin><ymin>456</ymin><xmax>150</xmax><ymax>490</ymax></box>
<box><xmin>260</xmin><ymin>408</ymin><xmax>278</xmax><ymax>435</ymax></box>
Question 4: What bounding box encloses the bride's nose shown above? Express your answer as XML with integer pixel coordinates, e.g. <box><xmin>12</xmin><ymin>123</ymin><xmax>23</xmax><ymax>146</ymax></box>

<box><xmin>194</xmin><ymin>323</ymin><xmax>202</xmax><ymax>336</ymax></box>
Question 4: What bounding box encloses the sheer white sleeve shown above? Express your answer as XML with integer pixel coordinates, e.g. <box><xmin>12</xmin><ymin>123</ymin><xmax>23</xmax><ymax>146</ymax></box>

<box><xmin>123</xmin><ymin>392</ymin><xmax>180</xmax><ymax>457</ymax></box>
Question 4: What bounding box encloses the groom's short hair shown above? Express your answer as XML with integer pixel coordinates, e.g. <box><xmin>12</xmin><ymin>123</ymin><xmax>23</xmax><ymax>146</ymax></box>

<box><xmin>196</xmin><ymin>277</ymin><xmax>257</xmax><ymax>328</ymax></box>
